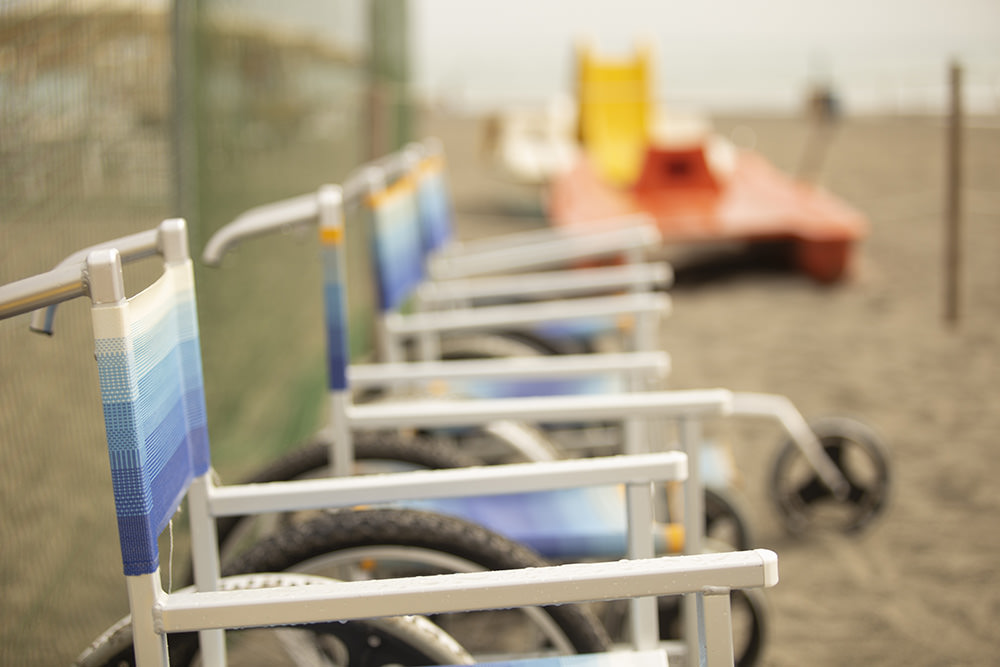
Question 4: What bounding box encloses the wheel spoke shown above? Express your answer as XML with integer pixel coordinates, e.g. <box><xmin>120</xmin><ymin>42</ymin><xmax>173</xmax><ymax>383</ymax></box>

<box><xmin>772</xmin><ymin>417</ymin><xmax>890</xmax><ymax>535</ymax></box>
<box><xmin>826</xmin><ymin>441</ymin><xmax>876</xmax><ymax>506</ymax></box>
<box><xmin>795</xmin><ymin>476</ymin><xmax>832</xmax><ymax>505</ymax></box>
<box><xmin>847</xmin><ymin>480</ymin><xmax>870</xmax><ymax>504</ymax></box>
<box><xmin>822</xmin><ymin>441</ymin><xmax>846</xmax><ymax>466</ymax></box>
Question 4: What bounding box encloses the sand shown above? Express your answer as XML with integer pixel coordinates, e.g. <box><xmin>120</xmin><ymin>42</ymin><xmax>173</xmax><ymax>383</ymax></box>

<box><xmin>424</xmin><ymin>109</ymin><xmax>1000</xmax><ymax>666</ymax></box>
<box><xmin>2</xmin><ymin>107</ymin><xmax>996</xmax><ymax>666</ymax></box>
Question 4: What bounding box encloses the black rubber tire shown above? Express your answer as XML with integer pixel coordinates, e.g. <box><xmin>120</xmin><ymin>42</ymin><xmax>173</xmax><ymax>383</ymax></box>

<box><xmin>704</xmin><ymin>485</ymin><xmax>756</xmax><ymax>551</ymax></box>
<box><xmin>352</xmin><ymin>431</ymin><xmax>482</xmax><ymax>470</ymax></box>
<box><xmin>75</xmin><ymin>620</ymin><xmax>468</xmax><ymax>667</ymax></box>
<box><xmin>241</xmin><ymin>431</ymin><xmax>481</xmax><ymax>484</ymax></box>
<box><xmin>769</xmin><ymin>416</ymin><xmax>891</xmax><ymax>534</ymax></box>
<box><xmin>214</xmin><ymin>431</ymin><xmax>482</xmax><ymax>559</ymax></box>
<box><xmin>224</xmin><ymin>507</ymin><xmax>612</xmax><ymax>656</ymax></box>
<box><xmin>439</xmin><ymin>329</ymin><xmax>592</xmax><ymax>359</ymax></box>
<box><xmin>74</xmin><ymin>574</ymin><xmax>474</xmax><ymax>667</ymax></box>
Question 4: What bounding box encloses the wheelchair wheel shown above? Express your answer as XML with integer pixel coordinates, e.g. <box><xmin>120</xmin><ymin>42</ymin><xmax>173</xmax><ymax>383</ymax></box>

<box><xmin>213</xmin><ymin>431</ymin><xmax>481</xmax><ymax>565</ymax></box>
<box><xmin>770</xmin><ymin>416</ymin><xmax>890</xmax><ymax>534</ymax></box>
<box><xmin>73</xmin><ymin>573</ymin><xmax>474</xmax><ymax>667</ymax></box>
<box><xmin>226</xmin><ymin>507</ymin><xmax>612</xmax><ymax>659</ymax></box>
<box><xmin>704</xmin><ymin>485</ymin><xmax>756</xmax><ymax>551</ymax></box>
<box><xmin>439</xmin><ymin>329</ymin><xmax>589</xmax><ymax>359</ymax></box>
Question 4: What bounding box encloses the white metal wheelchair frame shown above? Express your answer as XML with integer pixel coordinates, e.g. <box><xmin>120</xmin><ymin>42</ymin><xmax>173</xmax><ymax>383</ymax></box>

<box><xmin>361</xmin><ymin>149</ymin><xmax>670</xmax><ymax>364</ymax></box>
<box><xmin>366</xmin><ymin>144</ymin><xmax>853</xmax><ymax>499</ymax></box>
<box><xmin>201</xmin><ymin>162</ymin><xmax>850</xmax><ymax>513</ymax></box>
<box><xmin>199</xmin><ymin>175</ymin><xmax>850</xmax><ymax>658</ymax></box>
<box><xmin>0</xmin><ymin>213</ymin><xmax>779</xmax><ymax>667</ymax></box>
<box><xmin>412</xmin><ymin>137</ymin><xmax>664</xmax><ymax>283</ymax></box>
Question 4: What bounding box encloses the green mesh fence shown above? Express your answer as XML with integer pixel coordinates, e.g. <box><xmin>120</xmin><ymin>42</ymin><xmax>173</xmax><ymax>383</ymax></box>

<box><xmin>192</xmin><ymin>0</ymin><xmax>371</xmax><ymax>476</ymax></box>
<box><xmin>0</xmin><ymin>1</ymin><xmax>389</xmax><ymax>662</ymax></box>
<box><xmin>0</xmin><ymin>5</ymin><xmax>174</xmax><ymax>663</ymax></box>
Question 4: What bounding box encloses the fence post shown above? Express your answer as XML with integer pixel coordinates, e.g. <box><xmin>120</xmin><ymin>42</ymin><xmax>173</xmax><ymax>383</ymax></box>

<box><xmin>171</xmin><ymin>0</ymin><xmax>200</xmax><ymax>245</ymax></box>
<box><xmin>368</xmin><ymin>0</ymin><xmax>412</xmax><ymax>159</ymax></box>
<box><xmin>944</xmin><ymin>61</ymin><xmax>963</xmax><ymax>327</ymax></box>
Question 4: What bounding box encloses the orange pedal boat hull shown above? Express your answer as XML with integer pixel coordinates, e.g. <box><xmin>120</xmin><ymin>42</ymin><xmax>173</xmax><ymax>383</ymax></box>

<box><xmin>548</xmin><ymin>143</ymin><xmax>868</xmax><ymax>283</ymax></box>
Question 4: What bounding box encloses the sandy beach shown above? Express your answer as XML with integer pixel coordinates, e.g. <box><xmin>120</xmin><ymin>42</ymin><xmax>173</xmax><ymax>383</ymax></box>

<box><xmin>424</xmin><ymin>108</ymin><xmax>1000</xmax><ymax>666</ymax></box>
<box><xmin>1</xmin><ymin>107</ymin><xmax>997</xmax><ymax>665</ymax></box>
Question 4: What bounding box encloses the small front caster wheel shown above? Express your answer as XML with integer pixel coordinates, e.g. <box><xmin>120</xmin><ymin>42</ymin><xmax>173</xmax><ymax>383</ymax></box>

<box><xmin>770</xmin><ymin>417</ymin><xmax>890</xmax><ymax>534</ymax></box>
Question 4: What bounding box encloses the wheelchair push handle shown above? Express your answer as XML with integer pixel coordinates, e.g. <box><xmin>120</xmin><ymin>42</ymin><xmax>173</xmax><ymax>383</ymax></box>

<box><xmin>0</xmin><ymin>261</ymin><xmax>90</xmax><ymax>323</ymax></box>
<box><xmin>201</xmin><ymin>149</ymin><xmax>418</xmax><ymax>267</ymax></box>
<box><xmin>200</xmin><ymin>184</ymin><xmax>350</xmax><ymax>266</ymax></box>
<box><xmin>200</xmin><ymin>191</ymin><xmax>321</xmax><ymax>267</ymax></box>
<box><xmin>0</xmin><ymin>220</ymin><xmax>182</xmax><ymax>332</ymax></box>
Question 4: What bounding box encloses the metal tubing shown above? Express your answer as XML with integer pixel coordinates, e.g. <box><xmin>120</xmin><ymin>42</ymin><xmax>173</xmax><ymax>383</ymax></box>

<box><xmin>345</xmin><ymin>389</ymin><xmax>732</xmax><ymax>430</ymax></box>
<box><xmin>0</xmin><ymin>225</ymin><xmax>159</xmax><ymax>323</ymax></box>
<box><xmin>418</xmin><ymin>265</ymin><xmax>670</xmax><ymax>310</ymax></box>
<box><xmin>417</xmin><ymin>263</ymin><xmax>672</xmax><ymax>304</ymax></box>
<box><xmin>385</xmin><ymin>292</ymin><xmax>670</xmax><ymax>335</ymax></box>
<box><xmin>201</xmin><ymin>149</ymin><xmax>413</xmax><ymax>267</ymax></box>
<box><xmin>428</xmin><ymin>224</ymin><xmax>663</xmax><ymax>279</ymax></box>
<box><xmin>200</xmin><ymin>192</ymin><xmax>320</xmax><ymax>266</ymax></box>
<box><xmin>626</xmin><ymin>480</ymin><xmax>658</xmax><ymax>651</ymax></box>
<box><xmin>186</xmin><ymin>476</ymin><xmax>227</xmax><ymax>665</ymax></box>
<box><xmin>431</xmin><ymin>213</ymin><xmax>658</xmax><ymax>260</ymax></box>
<box><xmin>327</xmin><ymin>392</ymin><xmax>354</xmax><ymax>477</ymax></box>
<box><xmin>700</xmin><ymin>588</ymin><xmax>737</xmax><ymax>667</ymax></box>
<box><xmin>157</xmin><ymin>549</ymin><xmax>778</xmax><ymax>634</ymax></box>
<box><xmin>731</xmin><ymin>392</ymin><xmax>849</xmax><ymax>498</ymax></box>
<box><xmin>207</xmin><ymin>452</ymin><xmax>688</xmax><ymax>518</ymax></box>
<box><xmin>47</xmin><ymin>227</ymin><xmax>160</xmax><ymax>270</ymax></box>
<box><xmin>0</xmin><ymin>263</ymin><xmax>88</xmax><ymax>321</ymax></box>
<box><xmin>27</xmin><ymin>226</ymin><xmax>163</xmax><ymax>332</ymax></box>
<box><xmin>126</xmin><ymin>572</ymin><xmax>170</xmax><ymax>667</ymax></box>
<box><xmin>347</xmin><ymin>351</ymin><xmax>671</xmax><ymax>387</ymax></box>
<box><xmin>680</xmin><ymin>418</ymin><xmax>706</xmax><ymax>661</ymax></box>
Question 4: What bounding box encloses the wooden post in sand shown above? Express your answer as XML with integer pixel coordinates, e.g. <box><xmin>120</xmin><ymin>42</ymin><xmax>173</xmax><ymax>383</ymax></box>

<box><xmin>944</xmin><ymin>61</ymin><xmax>964</xmax><ymax>326</ymax></box>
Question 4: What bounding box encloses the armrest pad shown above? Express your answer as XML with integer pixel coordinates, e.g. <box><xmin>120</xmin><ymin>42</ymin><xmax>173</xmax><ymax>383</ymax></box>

<box><xmin>417</xmin><ymin>262</ymin><xmax>672</xmax><ymax>304</ymax></box>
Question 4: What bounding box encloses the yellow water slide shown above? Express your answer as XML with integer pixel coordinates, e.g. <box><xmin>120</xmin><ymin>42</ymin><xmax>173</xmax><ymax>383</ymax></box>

<box><xmin>575</xmin><ymin>41</ymin><xmax>653</xmax><ymax>186</ymax></box>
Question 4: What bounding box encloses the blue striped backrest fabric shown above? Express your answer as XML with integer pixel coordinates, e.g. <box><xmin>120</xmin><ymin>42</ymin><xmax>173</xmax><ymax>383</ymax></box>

<box><xmin>414</xmin><ymin>153</ymin><xmax>455</xmax><ymax>255</ymax></box>
<box><xmin>92</xmin><ymin>259</ymin><xmax>210</xmax><ymax>576</ymax></box>
<box><xmin>444</xmin><ymin>375</ymin><xmax>625</xmax><ymax>401</ymax></box>
<box><xmin>405</xmin><ymin>485</ymin><xmax>680</xmax><ymax>560</ymax></box>
<box><xmin>411</xmin><ymin>151</ymin><xmax>621</xmax><ymax>345</ymax></box>
<box><xmin>320</xmin><ymin>224</ymin><xmax>350</xmax><ymax>391</ymax></box>
<box><xmin>367</xmin><ymin>175</ymin><xmax>426</xmax><ymax>312</ymax></box>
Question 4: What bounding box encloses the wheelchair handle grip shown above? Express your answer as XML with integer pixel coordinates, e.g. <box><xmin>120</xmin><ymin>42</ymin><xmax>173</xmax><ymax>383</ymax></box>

<box><xmin>0</xmin><ymin>261</ymin><xmax>90</xmax><ymax>324</ymax></box>
<box><xmin>201</xmin><ymin>191</ymin><xmax>321</xmax><ymax>267</ymax></box>
<box><xmin>201</xmin><ymin>148</ymin><xmax>418</xmax><ymax>267</ymax></box>
<box><xmin>27</xmin><ymin>226</ymin><xmax>164</xmax><ymax>334</ymax></box>
<box><xmin>4</xmin><ymin>222</ymin><xmax>179</xmax><ymax>333</ymax></box>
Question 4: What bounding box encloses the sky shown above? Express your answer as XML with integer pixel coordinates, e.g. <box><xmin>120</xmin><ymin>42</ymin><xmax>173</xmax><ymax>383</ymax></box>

<box><xmin>32</xmin><ymin>0</ymin><xmax>995</xmax><ymax>114</ymax></box>
<box><xmin>409</xmin><ymin>0</ymin><xmax>1000</xmax><ymax>113</ymax></box>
